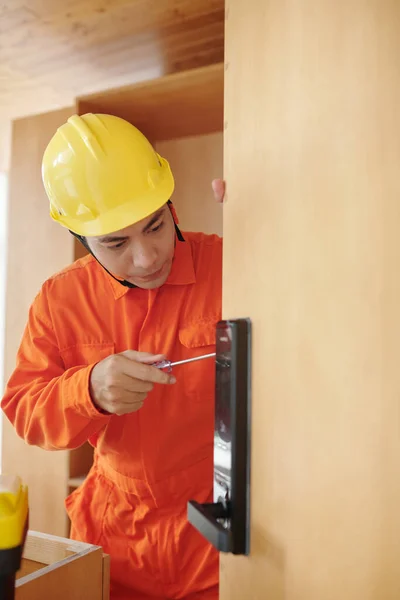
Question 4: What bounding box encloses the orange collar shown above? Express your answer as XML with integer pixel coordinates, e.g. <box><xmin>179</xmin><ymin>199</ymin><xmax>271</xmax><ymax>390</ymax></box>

<box><xmin>108</xmin><ymin>238</ymin><xmax>196</xmax><ymax>300</ymax></box>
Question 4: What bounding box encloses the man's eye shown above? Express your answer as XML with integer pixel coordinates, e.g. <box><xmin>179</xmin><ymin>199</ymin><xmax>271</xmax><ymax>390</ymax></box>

<box><xmin>149</xmin><ymin>222</ymin><xmax>164</xmax><ymax>233</ymax></box>
<box><xmin>109</xmin><ymin>241</ymin><xmax>126</xmax><ymax>250</ymax></box>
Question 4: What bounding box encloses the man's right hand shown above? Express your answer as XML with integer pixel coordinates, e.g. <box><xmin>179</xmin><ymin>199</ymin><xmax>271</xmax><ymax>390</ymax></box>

<box><xmin>89</xmin><ymin>350</ymin><xmax>176</xmax><ymax>416</ymax></box>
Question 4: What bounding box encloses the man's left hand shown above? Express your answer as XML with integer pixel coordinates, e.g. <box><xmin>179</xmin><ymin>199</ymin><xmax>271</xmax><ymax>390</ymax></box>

<box><xmin>212</xmin><ymin>179</ymin><xmax>226</xmax><ymax>203</ymax></box>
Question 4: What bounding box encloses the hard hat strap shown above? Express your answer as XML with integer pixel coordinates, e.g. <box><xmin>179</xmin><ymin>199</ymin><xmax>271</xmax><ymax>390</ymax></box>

<box><xmin>168</xmin><ymin>201</ymin><xmax>185</xmax><ymax>241</ymax></box>
<box><xmin>70</xmin><ymin>232</ymin><xmax>138</xmax><ymax>288</ymax></box>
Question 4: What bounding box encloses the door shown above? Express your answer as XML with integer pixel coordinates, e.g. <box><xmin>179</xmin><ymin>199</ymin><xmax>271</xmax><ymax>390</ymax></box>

<box><xmin>222</xmin><ymin>2</ymin><xmax>400</xmax><ymax>598</ymax></box>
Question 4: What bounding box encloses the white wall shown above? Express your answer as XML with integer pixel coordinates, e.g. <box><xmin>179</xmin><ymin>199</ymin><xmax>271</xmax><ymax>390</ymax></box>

<box><xmin>0</xmin><ymin>172</ymin><xmax>8</xmax><ymax>471</ymax></box>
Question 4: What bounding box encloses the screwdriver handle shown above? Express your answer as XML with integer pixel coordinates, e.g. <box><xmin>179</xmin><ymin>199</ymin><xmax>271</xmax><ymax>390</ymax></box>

<box><xmin>151</xmin><ymin>359</ymin><xmax>172</xmax><ymax>372</ymax></box>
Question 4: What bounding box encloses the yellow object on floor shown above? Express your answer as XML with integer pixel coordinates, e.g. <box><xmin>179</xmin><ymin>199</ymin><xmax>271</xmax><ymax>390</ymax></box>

<box><xmin>0</xmin><ymin>475</ymin><xmax>29</xmax><ymax>600</ymax></box>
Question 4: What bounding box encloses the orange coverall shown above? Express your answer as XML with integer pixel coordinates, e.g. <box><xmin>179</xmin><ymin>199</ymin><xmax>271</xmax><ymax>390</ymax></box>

<box><xmin>2</xmin><ymin>231</ymin><xmax>222</xmax><ymax>600</ymax></box>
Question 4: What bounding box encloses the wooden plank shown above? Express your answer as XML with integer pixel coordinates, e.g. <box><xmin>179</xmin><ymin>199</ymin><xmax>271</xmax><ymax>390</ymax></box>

<box><xmin>0</xmin><ymin>0</ymin><xmax>224</xmax><ymax>121</ymax></box>
<box><xmin>78</xmin><ymin>63</ymin><xmax>224</xmax><ymax>141</ymax></box>
<box><xmin>2</xmin><ymin>107</ymin><xmax>76</xmax><ymax>538</ymax></box>
<box><xmin>155</xmin><ymin>132</ymin><xmax>223</xmax><ymax>235</ymax></box>
<box><xmin>16</xmin><ymin>531</ymin><xmax>105</xmax><ymax>600</ymax></box>
<box><xmin>74</xmin><ymin>236</ymin><xmax>89</xmax><ymax>261</ymax></box>
<box><xmin>16</xmin><ymin>546</ymin><xmax>104</xmax><ymax>600</ymax></box>
<box><xmin>68</xmin><ymin>476</ymin><xmax>86</xmax><ymax>489</ymax></box>
<box><xmin>22</xmin><ymin>531</ymin><xmax>93</xmax><ymax>565</ymax></box>
<box><xmin>102</xmin><ymin>554</ymin><xmax>110</xmax><ymax>600</ymax></box>
<box><xmin>0</xmin><ymin>118</ymin><xmax>11</xmax><ymax>171</ymax></box>
<box><xmin>17</xmin><ymin>560</ymin><xmax>46</xmax><ymax>580</ymax></box>
<box><xmin>69</xmin><ymin>442</ymin><xmax>94</xmax><ymax>479</ymax></box>
<box><xmin>222</xmin><ymin>1</ymin><xmax>400</xmax><ymax>599</ymax></box>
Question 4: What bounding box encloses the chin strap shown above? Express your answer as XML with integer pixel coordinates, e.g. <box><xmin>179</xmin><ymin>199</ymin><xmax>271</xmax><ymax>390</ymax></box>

<box><xmin>70</xmin><ymin>202</ymin><xmax>185</xmax><ymax>289</ymax></box>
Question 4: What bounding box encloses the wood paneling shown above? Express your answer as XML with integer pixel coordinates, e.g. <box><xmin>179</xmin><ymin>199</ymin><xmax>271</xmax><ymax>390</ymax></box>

<box><xmin>78</xmin><ymin>63</ymin><xmax>224</xmax><ymax>141</ymax></box>
<box><xmin>222</xmin><ymin>1</ymin><xmax>400</xmax><ymax>599</ymax></box>
<box><xmin>0</xmin><ymin>0</ymin><xmax>224</xmax><ymax>122</ymax></box>
<box><xmin>74</xmin><ymin>237</ymin><xmax>89</xmax><ymax>260</ymax></box>
<box><xmin>2</xmin><ymin>107</ymin><xmax>76</xmax><ymax>537</ymax></box>
<box><xmin>0</xmin><ymin>120</ymin><xmax>11</xmax><ymax>172</ymax></box>
<box><xmin>69</xmin><ymin>443</ymin><xmax>94</xmax><ymax>479</ymax></box>
<box><xmin>156</xmin><ymin>132</ymin><xmax>223</xmax><ymax>236</ymax></box>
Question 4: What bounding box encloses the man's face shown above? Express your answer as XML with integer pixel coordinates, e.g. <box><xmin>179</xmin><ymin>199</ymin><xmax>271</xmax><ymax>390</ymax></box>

<box><xmin>86</xmin><ymin>204</ymin><xmax>176</xmax><ymax>289</ymax></box>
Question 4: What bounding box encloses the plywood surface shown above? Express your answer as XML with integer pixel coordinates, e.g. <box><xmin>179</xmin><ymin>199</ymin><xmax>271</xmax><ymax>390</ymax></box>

<box><xmin>102</xmin><ymin>554</ymin><xmax>110</xmax><ymax>600</ymax></box>
<box><xmin>68</xmin><ymin>476</ymin><xmax>86</xmax><ymax>490</ymax></box>
<box><xmin>2</xmin><ymin>107</ymin><xmax>76</xmax><ymax>537</ymax></box>
<box><xmin>15</xmin><ymin>532</ymin><xmax>108</xmax><ymax>600</ymax></box>
<box><xmin>222</xmin><ymin>1</ymin><xmax>400</xmax><ymax>599</ymax></box>
<box><xmin>21</xmin><ymin>530</ymin><xmax>89</xmax><ymax>564</ymax></box>
<box><xmin>17</xmin><ymin>560</ymin><xmax>46</xmax><ymax>580</ymax></box>
<box><xmin>78</xmin><ymin>63</ymin><xmax>224</xmax><ymax>141</ymax></box>
<box><xmin>16</xmin><ymin>547</ymin><xmax>104</xmax><ymax>600</ymax></box>
<box><xmin>156</xmin><ymin>132</ymin><xmax>223</xmax><ymax>236</ymax></box>
<box><xmin>69</xmin><ymin>442</ymin><xmax>94</xmax><ymax>479</ymax></box>
<box><xmin>0</xmin><ymin>120</ymin><xmax>11</xmax><ymax>172</ymax></box>
<box><xmin>0</xmin><ymin>0</ymin><xmax>224</xmax><ymax>122</ymax></box>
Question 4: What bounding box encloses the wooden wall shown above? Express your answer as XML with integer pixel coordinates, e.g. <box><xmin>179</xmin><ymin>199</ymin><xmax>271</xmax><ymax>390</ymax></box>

<box><xmin>156</xmin><ymin>133</ymin><xmax>223</xmax><ymax>236</ymax></box>
<box><xmin>222</xmin><ymin>1</ymin><xmax>400</xmax><ymax>599</ymax></box>
<box><xmin>2</xmin><ymin>108</ymin><xmax>76</xmax><ymax>536</ymax></box>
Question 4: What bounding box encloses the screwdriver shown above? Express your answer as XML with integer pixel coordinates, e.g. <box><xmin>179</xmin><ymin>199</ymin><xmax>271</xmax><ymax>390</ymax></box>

<box><xmin>153</xmin><ymin>353</ymin><xmax>216</xmax><ymax>372</ymax></box>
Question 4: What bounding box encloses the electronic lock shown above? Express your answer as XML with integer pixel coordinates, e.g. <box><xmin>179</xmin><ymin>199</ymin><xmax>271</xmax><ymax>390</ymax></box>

<box><xmin>188</xmin><ymin>318</ymin><xmax>252</xmax><ymax>555</ymax></box>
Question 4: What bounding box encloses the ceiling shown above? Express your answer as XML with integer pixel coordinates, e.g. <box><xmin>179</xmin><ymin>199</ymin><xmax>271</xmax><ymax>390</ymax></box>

<box><xmin>0</xmin><ymin>0</ymin><xmax>224</xmax><ymax>169</ymax></box>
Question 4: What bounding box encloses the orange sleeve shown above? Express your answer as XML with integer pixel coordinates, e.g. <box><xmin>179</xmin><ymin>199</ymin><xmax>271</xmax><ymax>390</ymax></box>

<box><xmin>1</xmin><ymin>286</ymin><xmax>110</xmax><ymax>450</ymax></box>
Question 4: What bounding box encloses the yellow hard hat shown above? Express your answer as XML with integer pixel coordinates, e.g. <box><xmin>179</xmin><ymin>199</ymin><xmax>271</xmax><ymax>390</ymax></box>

<box><xmin>41</xmin><ymin>113</ymin><xmax>175</xmax><ymax>237</ymax></box>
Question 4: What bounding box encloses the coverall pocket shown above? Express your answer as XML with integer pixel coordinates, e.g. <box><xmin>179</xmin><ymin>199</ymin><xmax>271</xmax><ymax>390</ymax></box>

<box><xmin>60</xmin><ymin>342</ymin><xmax>115</xmax><ymax>369</ymax></box>
<box><xmin>178</xmin><ymin>320</ymin><xmax>216</xmax><ymax>402</ymax></box>
<box><xmin>65</xmin><ymin>470</ymin><xmax>113</xmax><ymax>546</ymax></box>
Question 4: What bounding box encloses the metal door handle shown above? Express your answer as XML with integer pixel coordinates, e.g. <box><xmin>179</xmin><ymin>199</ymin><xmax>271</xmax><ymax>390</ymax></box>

<box><xmin>187</xmin><ymin>501</ymin><xmax>232</xmax><ymax>553</ymax></box>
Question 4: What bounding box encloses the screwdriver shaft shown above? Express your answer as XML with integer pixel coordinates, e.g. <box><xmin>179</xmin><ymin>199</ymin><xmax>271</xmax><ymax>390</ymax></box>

<box><xmin>170</xmin><ymin>353</ymin><xmax>216</xmax><ymax>367</ymax></box>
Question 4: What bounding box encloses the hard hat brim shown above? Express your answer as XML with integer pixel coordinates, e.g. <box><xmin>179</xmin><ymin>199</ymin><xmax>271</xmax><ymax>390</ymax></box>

<box><xmin>51</xmin><ymin>171</ymin><xmax>175</xmax><ymax>237</ymax></box>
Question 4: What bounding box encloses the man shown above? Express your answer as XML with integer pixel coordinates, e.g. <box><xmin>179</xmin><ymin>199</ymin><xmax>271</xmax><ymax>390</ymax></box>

<box><xmin>1</xmin><ymin>113</ymin><xmax>226</xmax><ymax>600</ymax></box>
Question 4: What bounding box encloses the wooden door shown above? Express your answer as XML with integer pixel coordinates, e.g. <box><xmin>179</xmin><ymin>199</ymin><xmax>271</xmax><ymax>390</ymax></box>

<box><xmin>222</xmin><ymin>2</ymin><xmax>400</xmax><ymax>598</ymax></box>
